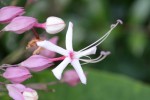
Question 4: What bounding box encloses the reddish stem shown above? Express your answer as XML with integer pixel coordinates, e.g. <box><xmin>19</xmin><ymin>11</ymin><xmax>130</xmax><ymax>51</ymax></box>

<box><xmin>49</xmin><ymin>56</ymin><xmax>66</xmax><ymax>62</ymax></box>
<box><xmin>32</xmin><ymin>28</ymin><xmax>40</xmax><ymax>39</ymax></box>
<box><xmin>34</xmin><ymin>23</ymin><xmax>45</xmax><ymax>29</ymax></box>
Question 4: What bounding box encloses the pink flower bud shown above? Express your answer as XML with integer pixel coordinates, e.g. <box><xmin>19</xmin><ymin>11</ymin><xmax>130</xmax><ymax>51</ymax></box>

<box><xmin>62</xmin><ymin>70</ymin><xmax>84</xmax><ymax>86</ymax></box>
<box><xmin>3</xmin><ymin>67</ymin><xmax>32</xmax><ymax>83</ymax></box>
<box><xmin>0</xmin><ymin>6</ymin><xmax>25</xmax><ymax>23</ymax></box>
<box><xmin>20</xmin><ymin>55</ymin><xmax>52</xmax><ymax>72</ymax></box>
<box><xmin>42</xmin><ymin>16</ymin><xmax>65</xmax><ymax>34</ymax></box>
<box><xmin>23</xmin><ymin>88</ymin><xmax>38</xmax><ymax>100</ymax></box>
<box><xmin>39</xmin><ymin>36</ymin><xmax>58</xmax><ymax>57</ymax></box>
<box><xmin>2</xmin><ymin>16</ymin><xmax>37</xmax><ymax>34</ymax></box>
<box><xmin>6</xmin><ymin>84</ymin><xmax>38</xmax><ymax>100</ymax></box>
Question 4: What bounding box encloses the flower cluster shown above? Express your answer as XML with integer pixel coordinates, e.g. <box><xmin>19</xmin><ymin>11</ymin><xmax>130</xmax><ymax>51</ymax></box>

<box><xmin>0</xmin><ymin>6</ymin><xmax>122</xmax><ymax>100</ymax></box>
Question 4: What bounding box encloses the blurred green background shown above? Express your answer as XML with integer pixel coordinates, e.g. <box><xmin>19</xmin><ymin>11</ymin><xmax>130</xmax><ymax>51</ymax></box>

<box><xmin>0</xmin><ymin>0</ymin><xmax>150</xmax><ymax>100</ymax></box>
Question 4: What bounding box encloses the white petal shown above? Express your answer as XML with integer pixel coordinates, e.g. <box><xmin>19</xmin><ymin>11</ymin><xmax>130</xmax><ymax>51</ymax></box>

<box><xmin>71</xmin><ymin>59</ymin><xmax>86</xmax><ymax>84</ymax></box>
<box><xmin>37</xmin><ymin>40</ymin><xmax>68</xmax><ymax>56</ymax></box>
<box><xmin>52</xmin><ymin>58</ymin><xmax>70</xmax><ymax>80</ymax></box>
<box><xmin>76</xmin><ymin>46</ymin><xmax>97</xmax><ymax>58</ymax></box>
<box><xmin>66</xmin><ymin>22</ymin><xmax>73</xmax><ymax>51</ymax></box>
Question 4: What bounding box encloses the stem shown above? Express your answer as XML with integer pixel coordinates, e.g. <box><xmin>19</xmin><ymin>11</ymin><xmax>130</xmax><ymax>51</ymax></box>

<box><xmin>32</xmin><ymin>28</ymin><xmax>40</xmax><ymax>39</ymax></box>
<box><xmin>47</xmin><ymin>81</ymin><xmax>59</xmax><ymax>85</ymax></box>
<box><xmin>34</xmin><ymin>23</ymin><xmax>45</xmax><ymax>29</ymax></box>
<box><xmin>49</xmin><ymin>56</ymin><xmax>66</xmax><ymax>62</ymax></box>
<box><xmin>0</xmin><ymin>82</ymin><xmax>5</xmax><ymax>85</ymax></box>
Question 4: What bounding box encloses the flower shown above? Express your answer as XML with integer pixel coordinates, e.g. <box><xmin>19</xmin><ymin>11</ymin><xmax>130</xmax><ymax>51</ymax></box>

<box><xmin>2</xmin><ymin>16</ymin><xmax>37</xmax><ymax>34</ymax></box>
<box><xmin>62</xmin><ymin>70</ymin><xmax>84</xmax><ymax>86</ymax></box>
<box><xmin>37</xmin><ymin>20</ymin><xmax>122</xmax><ymax>84</ymax></box>
<box><xmin>0</xmin><ymin>6</ymin><xmax>25</xmax><ymax>23</ymax></box>
<box><xmin>6</xmin><ymin>84</ymin><xmax>38</xmax><ymax>100</ymax></box>
<box><xmin>3</xmin><ymin>67</ymin><xmax>32</xmax><ymax>83</ymax></box>
<box><xmin>20</xmin><ymin>55</ymin><xmax>53</xmax><ymax>72</ymax></box>
<box><xmin>34</xmin><ymin>16</ymin><xmax>65</xmax><ymax>34</ymax></box>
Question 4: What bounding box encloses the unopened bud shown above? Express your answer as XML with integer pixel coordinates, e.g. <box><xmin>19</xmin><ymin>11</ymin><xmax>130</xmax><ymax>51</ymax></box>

<box><xmin>3</xmin><ymin>67</ymin><xmax>32</xmax><ymax>83</ymax></box>
<box><xmin>23</xmin><ymin>88</ymin><xmax>38</xmax><ymax>100</ymax></box>
<box><xmin>0</xmin><ymin>6</ymin><xmax>25</xmax><ymax>23</ymax></box>
<box><xmin>45</xmin><ymin>16</ymin><xmax>65</xmax><ymax>34</ymax></box>
<box><xmin>2</xmin><ymin>16</ymin><xmax>37</xmax><ymax>34</ymax></box>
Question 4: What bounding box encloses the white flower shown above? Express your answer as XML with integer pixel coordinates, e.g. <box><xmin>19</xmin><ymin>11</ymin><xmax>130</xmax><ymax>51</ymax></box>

<box><xmin>37</xmin><ymin>20</ymin><xmax>122</xmax><ymax>84</ymax></box>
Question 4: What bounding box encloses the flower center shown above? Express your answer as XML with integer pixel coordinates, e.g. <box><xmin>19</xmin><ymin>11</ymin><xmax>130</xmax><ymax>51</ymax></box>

<box><xmin>69</xmin><ymin>51</ymin><xmax>74</xmax><ymax>60</ymax></box>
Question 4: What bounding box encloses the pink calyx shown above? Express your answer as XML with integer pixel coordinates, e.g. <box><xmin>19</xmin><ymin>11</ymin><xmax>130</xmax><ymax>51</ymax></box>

<box><xmin>49</xmin><ymin>56</ymin><xmax>66</xmax><ymax>62</ymax></box>
<box><xmin>34</xmin><ymin>23</ymin><xmax>46</xmax><ymax>29</ymax></box>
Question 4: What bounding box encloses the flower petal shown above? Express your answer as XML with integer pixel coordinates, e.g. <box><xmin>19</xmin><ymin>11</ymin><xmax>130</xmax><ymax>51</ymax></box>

<box><xmin>37</xmin><ymin>40</ymin><xmax>68</xmax><ymax>56</ymax></box>
<box><xmin>39</xmin><ymin>36</ymin><xmax>58</xmax><ymax>57</ymax></box>
<box><xmin>71</xmin><ymin>59</ymin><xmax>86</xmax><ymax>84</ymax></box>
<box><xmin>66</xmin><ymin>22</ymin><xmax>73</xmax><ymax>51</ymax></box>
<box><xmin>6</xmin><ymin>84</ymin><xmax>24</xmax><ymax>100</ymax></box>
<box><xmin>76</xmin><ymin>46</ymin><xmax>97</xmax><ymax>58</ymax></box>
<box><xmin>52</xmin><ymin>57</ymin><xmax>70</xmax><ymax>80</ymax></box>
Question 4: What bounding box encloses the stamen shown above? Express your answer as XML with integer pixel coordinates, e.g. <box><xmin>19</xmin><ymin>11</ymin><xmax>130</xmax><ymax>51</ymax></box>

<box><xmin>80</xmin><ymin>51</ymin><xmax>110</xmax><ymax>65</ymax></box>
<box><xmin>79</xmin><ymin>20</ymin><xmax>122</xmax><ymax>52</ymax></box>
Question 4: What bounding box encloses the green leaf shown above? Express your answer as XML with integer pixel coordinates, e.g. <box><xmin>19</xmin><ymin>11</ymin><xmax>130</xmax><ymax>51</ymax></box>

<box><xmin>2</xmin><ymin>68</ymin><xmax>150</xmax><ymax>100</ymax></box>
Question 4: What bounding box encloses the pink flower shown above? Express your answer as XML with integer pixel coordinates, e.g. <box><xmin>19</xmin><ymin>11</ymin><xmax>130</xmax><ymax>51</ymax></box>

<box><xmin>3</xmin><ymin>67</ymin><xmax>32</xmax><ymax>83</ymax></box>
<box><xmin>20</xmin><ymin>55</ymin><xmax>52</xmax><ymax>72</ymax></box>
<box><xmin>2</xmin><ymin>16</ymin><xmax>37</xmax><ymax>34</ymax></box>
<box><xmin>62</xmin><ymin>70</ymin><xmax>84</xmax><ymax>86</ymax></box>
<box><xmin>39</xmin><ymin>36</ymin><xmax>58</xmax><ymax>57</ymax></box>
<box><xmin>6</xmin><ymin>84</ymin><xmax>38</xmax><ymax>100</ymax></box>
<box><xmin>0</xmin><ymin>6</ymin><xmax>25</xmax><ymax>23</ymax></box>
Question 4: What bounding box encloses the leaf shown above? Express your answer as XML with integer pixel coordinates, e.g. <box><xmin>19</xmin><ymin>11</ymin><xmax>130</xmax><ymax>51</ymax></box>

<box><xmin>1</xmin><ymin>68</ymin><xmax>150</xmax><ymax>100</ymax></box>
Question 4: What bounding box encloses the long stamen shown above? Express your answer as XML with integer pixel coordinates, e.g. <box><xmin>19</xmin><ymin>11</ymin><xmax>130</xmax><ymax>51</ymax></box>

<box><xmin>80</xmin><ymin>51</ymin><xmax>110</xmax><ymax>65</ymax></box>
<box><xmin>79</xmin><ymin>20</ymin><xmax>123</xmax><ymax>52</ymax></box>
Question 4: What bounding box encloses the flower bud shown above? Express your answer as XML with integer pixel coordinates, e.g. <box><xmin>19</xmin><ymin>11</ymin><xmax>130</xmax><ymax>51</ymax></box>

<box><xmin>2</xmin><ymin>16</ymin><xmax>37</xmax><ymax>34</ymax></box>
<box><xmin>0</xmin><ymin>6</ymin><xmax>25</xmax><ymax>23</ymax></box>
<box><xmin>3</xmin><ymin>67</ymin><xmax>32</xmax><ymax>83</ymax></box>
<box><xmin>62</xmin><ymin>70</ymin><xmax>83</xmax><ymax>86</ymax></box>
<box><xmin>20</xmin><ymin>55</ymin><xmax>52</xmax><ymax>72</ymax></box>
<box><xmin>6</xmin><ymin>84</ymin><xmax>38</xmax><ymax>100</ymax></box>
<box><xmin>23</xmin><ymin>88</ymin><xmax>38</xmax><ymax>100</ymax></box>
<box><xmin>45</xmin><ymin>16</ymin><xmax>65</xmax><ymax>34</ymax></box>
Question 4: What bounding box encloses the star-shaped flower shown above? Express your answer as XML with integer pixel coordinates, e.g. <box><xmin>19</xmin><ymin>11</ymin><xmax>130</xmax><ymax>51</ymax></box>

<box><xmin>37</xmin><ymin>20</ymin><xmax>122</xmax><ymax>84</ymax></box>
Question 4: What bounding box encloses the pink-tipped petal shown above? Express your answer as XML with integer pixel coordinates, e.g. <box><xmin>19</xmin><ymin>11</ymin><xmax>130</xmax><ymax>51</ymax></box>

<box><xmin>66</xmin><ymin>22</ymin><xmax>73</xmax><ymax>51</ymax></box>
<box><xmin>71</xmin><ymin>59</ymin><xmax>86</xmax><ymax>84</ymax></box>
<box><xmin>52</xmin><ymin>58</ymin><xmax>70</xmax><ymax>80</ymax></box>
<box><xmin>37</xmin><ymin>40</ymin><xmax>68</xmax><ymax>56</ymax></box>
